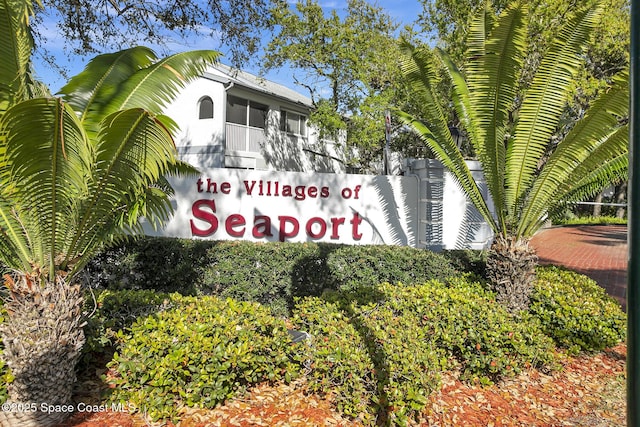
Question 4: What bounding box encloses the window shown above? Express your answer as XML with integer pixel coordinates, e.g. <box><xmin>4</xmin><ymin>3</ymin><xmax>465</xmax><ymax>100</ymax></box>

<box><xmin>226</xmin><ymin>95</ymin><xmax>247</xmax><ymax>125</ymax></box>
<box><xmin>198</xmin><ymin>96</ymin><xmax>214</xmax><ymax>119</ymax></box>
<box><xmin>226</xmin><ymin>95</ymin><xmax>267</xmax><ymax>129</ymax></box>
<box><xmin>280</xmin><ymin>110</ymin><xmax>307</xmax><ymax>136</ymax></box>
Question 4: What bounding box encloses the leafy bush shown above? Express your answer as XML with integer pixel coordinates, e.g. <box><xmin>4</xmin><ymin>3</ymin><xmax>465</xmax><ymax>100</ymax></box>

<box><xmin>200</xmin><ymin>241</ymin><xmax>320</xmax><ymax>316</ymax></box>
<box><xmin>553</xmin><ymin>215</ymin><xmax>627</xmax><ymax>226</ymax></box>
<box><xmin>292</xmin><ymin>296</ymin><xmax>378</xmax><ymax>423</ymax></box>
<box><xmin>84</xmin><ymin>238</ymin><xmax>462</xmax><ymax>315</ymax></box>
<box><xmin>292</xmin><ymin>290</ymin><xmax>443</xmax><ymax>426</ymax></box>
<box><xmin>412</xmin><ymin>277</ymin><xmax>557</xmax><ymax>383</ymax></box>
<box><xmin>0</xmin><ymin>352</ymin><xmax>7</xmax><ymax>405</ymax></box>
<box><xmin>292</xmin><ymin>277</ymin><xmax>556</xmax><ymax>425</ymax></box>
<box><xmin>83</xmin><ymin>238</ymin><xmax>210</xmax><ymax>294</ymax></box>
<box><xmin>323</xmin><ymin>245</ymin><xmax>459</xmax><ymax>292</ymax></box>
<box><xmin>442</xmin><ymin>249</ymin><xmax>487</xmax><ymax>278</ymax></box>
<box><xmin>530</xmin><ymin>266</ymin><xmax>627</xmax><ymax>353</ymax></box>
<box><xmin>82</xmin><ymin>289</ymin><xmax>182</xmax><ymax>359</ymax></box>
<box><xmin>106</xmin><ymin>296</ymin><xmax>300</xmax><ymax>422</ymax></box>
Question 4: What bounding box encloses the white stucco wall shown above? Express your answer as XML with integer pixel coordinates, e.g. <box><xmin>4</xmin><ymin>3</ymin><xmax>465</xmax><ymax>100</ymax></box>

<box><xmin>162</xmin><ymin>67</ymin><xmax>348</xmax><ymax>173</ymax></box>
<box><xmin>164</xmin><ymin>76</ymin><xmax>227</xmax><ymax>169</ymax></box>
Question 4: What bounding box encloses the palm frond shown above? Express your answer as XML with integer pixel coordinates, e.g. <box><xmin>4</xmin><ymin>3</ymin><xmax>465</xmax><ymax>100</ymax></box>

<box><xmin>507</xmin><ymin>5</ymin><xmax>601</xmax><ymax>213</ymax></box>
<box><xmin>543</xmin><ymin>152</ymin><xmax>628</xmax><ymax>231</ymax></box>
<box><xmin>562</xmin><ymin>152</ymin><xmax>628</xmax><ymax>203</ymax></box>
<box><xmin>0</xmin><ymin>97</ymin><xmax>91</xmax><ymax>276</ymax></box>
<box><xmin>165</xmin><ymin>158</ymin><xmax>200</xmax><ymax>178</ymax></box>
<box><xmin>397</xmin><ymin>40</ymin><xmax>497</xmax><ymax>232</ymax></box>
<box><xmin>102</xmin><ymin>50</ymin><xmax>220</xmax><ymax>117</ymax></box>
<box><xmin>518</xmin><ymin>71</ymin><xmax>628</xmax><ymax>236</ymax></box>
<box><xmin>0</xmin><ymin>0</ymin><xmax>38</xmax><ymax>113</ymax></box>
<box><xmin>0</xmin><ymin>193</ymin><xmax>32</xmax><ymax>271</ymax></box>
<box><xmin>65</xmin><ymin>108</ymin><xmax>178</xmax><ymax>275</ymax></box>
<box><xmin>58</xmin><ymin>47</ymin><xmax>157</xmax><ymax>126</ymax></box>
<box><xmin>466</xmin><ymin>0</ymin><xmax>495</xmax><ymax>61</ymax></box>
<box><xmin>465</xmin><ymin>1</ymin><xmax>528</xmax><ymax>233</ymax></box>
<box><xmin>436</xmin><ymin>49</ymin><xmax>480</xmax><ymax>150</ymax></box>
<box><xmin>551</xmin><ymin>123</ymin><xmax>628</xmax><ymax>204</ymax></box>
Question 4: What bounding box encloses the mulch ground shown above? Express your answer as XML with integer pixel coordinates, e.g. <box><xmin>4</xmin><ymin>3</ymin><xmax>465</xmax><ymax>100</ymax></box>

<box><xmin>55</xmin><ymin>344</ymin><xmax>626</xmax><ymax>427</ymax></box>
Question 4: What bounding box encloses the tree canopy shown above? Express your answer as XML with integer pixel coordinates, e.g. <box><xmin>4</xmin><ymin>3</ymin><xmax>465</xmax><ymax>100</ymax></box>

<box><xmin>33</xmin><ymin>0</ymin><xmax>273</xmax><ymax>66</ymax></box>
<box><xmin>418</xmin><ymin>0</ymin><xmax>629</xmax><ymax>93</ymax></box>
<box><xmin>263</xmin><ymin>0</ymin><xmax>406</xmax><ymax>171</ymax></box>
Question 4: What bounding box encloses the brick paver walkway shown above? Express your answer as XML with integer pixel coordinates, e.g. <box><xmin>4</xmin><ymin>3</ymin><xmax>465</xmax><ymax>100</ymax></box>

<box><xmin>530</xmin><ymin>225</ymin><xmax>627</xmax><ymax>310</ymax></box>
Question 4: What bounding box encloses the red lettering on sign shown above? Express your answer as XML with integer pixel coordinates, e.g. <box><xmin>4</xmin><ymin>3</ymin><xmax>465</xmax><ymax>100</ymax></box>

<box><xmin>253</xmin><ymin>215</ymin><xmax>273</xmax><ymax>238</ymax></box>
<box><xmin>351</xmin><ymin>212</ymin><xmax>363</xmax><ymax>240</ymax></box>
<box><xmin>306</xmin><ymin>217</ymin><xmax>327</xmax><ymax>239</ymax></box>
<box><xmin>189</xmin><ymin>199</ymin><xmax>366</xmax><ymax>242</ymax></box>
<box><xmin>278</xmin><ymin>216</ymin><xmax>300</xmax><ymax>242</ymax></box>
<box><xmin>330</xmin><ymin>217</ymin><xmax>345</xmax><ymax>239</ymax></box>
<box><xmin>190</xmin><ymin>199</ymin><xmax>218</xmax><ymax>236</ymax></box>
<box><xmin>225</xmin><ymin>214</ymin><xmax>246</xmax><ymax>237</ymax></box>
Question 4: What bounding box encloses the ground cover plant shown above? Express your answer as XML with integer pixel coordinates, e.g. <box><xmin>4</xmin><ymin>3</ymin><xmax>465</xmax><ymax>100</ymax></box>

<box><xmin>290</xmin><ymin>278</ymin><xmax>558</xmax><ymax>425</ymax></box>
<box><xmin>106</xmin><ymin>296</ymin><xmax>299</xmax><ymax>422</ymax></box>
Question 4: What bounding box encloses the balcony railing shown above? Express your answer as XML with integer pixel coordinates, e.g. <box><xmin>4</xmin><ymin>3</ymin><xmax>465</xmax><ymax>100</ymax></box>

<box><xmin>226</xmin><ymin>122</ymin><xmax>265</xmax><ymax>152</ymax></box>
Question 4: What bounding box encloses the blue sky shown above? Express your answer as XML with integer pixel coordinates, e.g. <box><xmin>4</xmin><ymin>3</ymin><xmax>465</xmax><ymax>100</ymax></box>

<box><xmin>32</xmin><ymin>0</ymin><xmax>424</xmax><ymax>96</ymax></box>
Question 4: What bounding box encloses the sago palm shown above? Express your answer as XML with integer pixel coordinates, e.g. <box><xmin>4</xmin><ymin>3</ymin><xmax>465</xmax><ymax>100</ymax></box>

<box><xmin>0</xmin><ymin>1</ymin><xmax>218</xmax><ymax>425</ymax></box>
<box><xmin>397</xmin><ymin>0</ymin><xmax>628</xmax><ymax>313</ymax></box>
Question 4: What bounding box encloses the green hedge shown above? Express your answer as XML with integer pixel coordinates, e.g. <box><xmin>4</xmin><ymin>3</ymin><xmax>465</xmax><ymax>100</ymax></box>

<box><xmin>530</xmin><ymin>266</ymin><xmax>627</xmax><ymax>353</ymax></box>
<box><xmin>286</xmin><ymin>277</ymin><xmax>557</xmax><ymax>425</ymax></box>
<box><xmin>82</xmin><ymin>289</ymin><xmax>181</xmax><ymax>360</ymax></box>
<box><xmin>292</xmin><ymin>290</ymin><xmax>442</xmax><ymax>426</ymax></box>
<box><xmin>83</xmin><ymin>238</ymin><xmax>463</xmax><ymax>315</ymax></box>
<box><xmin>2</xmin><ymin>242</ymin><xmax>629</xmax><ymax>420</ymax></box>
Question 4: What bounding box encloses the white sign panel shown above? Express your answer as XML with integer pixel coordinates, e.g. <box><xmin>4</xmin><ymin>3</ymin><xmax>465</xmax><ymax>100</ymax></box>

<box><xmin>149</xmin><ymin>168</ymin><xmax>419</xmax><ymax>246</ymax></box>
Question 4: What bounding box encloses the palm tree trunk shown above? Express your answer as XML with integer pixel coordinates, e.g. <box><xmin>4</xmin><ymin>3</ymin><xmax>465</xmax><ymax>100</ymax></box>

<box><xmin>485</xmin><ymin>234</ymin><xmax>538</xmax><ymax>314</ymax></box>
<box><xmin>0</xmin><ymin>274</ymin><xmax>85</xmax><ymax>427</ymax></box>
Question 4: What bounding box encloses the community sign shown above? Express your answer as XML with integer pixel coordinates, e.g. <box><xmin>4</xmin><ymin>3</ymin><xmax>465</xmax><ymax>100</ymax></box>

<box><xmin>147</xmin><ymin>168</ymin><xmax>419</xmax><ymax>246</ymax></box>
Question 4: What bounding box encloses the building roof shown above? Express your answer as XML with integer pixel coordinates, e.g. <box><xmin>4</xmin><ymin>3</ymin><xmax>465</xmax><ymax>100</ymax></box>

<box><xmin>203</xmin><ymin>64</ymin><xmax>313</xmax><ymax>108</ymax></box>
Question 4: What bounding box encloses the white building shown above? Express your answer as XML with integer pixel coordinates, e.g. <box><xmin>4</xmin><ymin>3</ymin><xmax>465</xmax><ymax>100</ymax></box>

<box><xmin>163</xmin><ymin>64</ymin><xmax>348</xmax><ymax>173</ymax></box>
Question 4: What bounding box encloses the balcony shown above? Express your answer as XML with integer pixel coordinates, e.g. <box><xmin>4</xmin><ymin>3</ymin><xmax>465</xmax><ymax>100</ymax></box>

<box><xmin>225</xmin><ymin>122</ymin><xmax>265</xmax><ymax>153</ymax></box>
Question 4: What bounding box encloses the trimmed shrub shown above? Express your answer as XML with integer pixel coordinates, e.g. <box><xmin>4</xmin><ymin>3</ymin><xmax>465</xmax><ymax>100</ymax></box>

<box><xmin>106</xmin><ymin>296</ymin><xmax>300</xmax><ymax>422</ymax></box>
<box><xmin>442</xmin><ymin>249</ymin><xmax>487</xmax><ymax>278</ymax></box>
<box><xmin>553</xmin><ymin>216</ymin><xmax>627</xmax><ymax>226</ymax></box>
<box><xmin>323</xmin><ymin>245</ymin><xmax>459</xmax><ymax>292</ymax></box>
<box><xmin>0</xmin><ymin>352</ymin><xmax>7</xmax><ymax>405</ymax></box>
<box><xmin>413</xmin><ymin>277</ymin><xmax>557</xmax><ymax>383</ymax></box>
<box><xmin>292</xmin><ymin>290</ymin><xmax>443</xmax><ymax>426</ymax></box>
<box><xmin>0</xmin><ymin>306</ymin><xmax>8</xmax><ymax>405</ymax></box>
<box><xmin>200</xmin><ymin>241</ymin><xmax>321</xmax><ymax>316</ymax></box>
<box><xmin>292</xmin><ymin>278</ymin><xmax>556</xmax><ymax>425</ymax></box>
<box><xmin>83</xmin><ymin>238</ymin><xmax>462</xmax><ymax>315</ymax></box>
<box><xmin>530</xmin><ymin>266</ymin><xmax>627</xmax><ymax>353</ymax></box>
<box><xmin>82</xmin><ymin>238</ymin><xmax>210</xmax><ymax>294</ymax></box>
<box><xmin>292</xmin><ymin>296</ymin><xmax>378</xmax><ymax>423</ymax></box>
